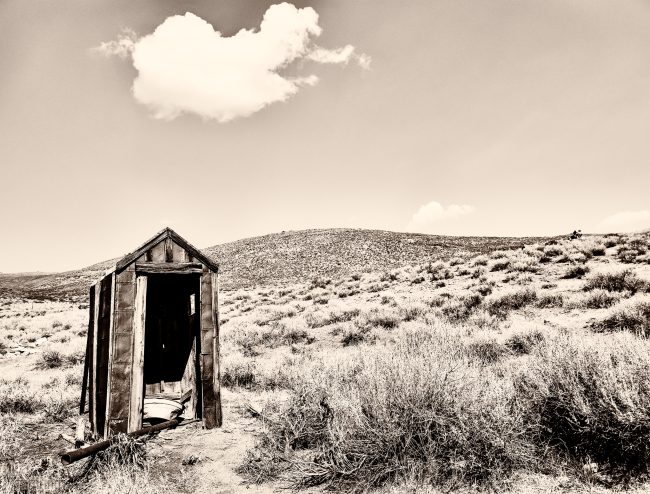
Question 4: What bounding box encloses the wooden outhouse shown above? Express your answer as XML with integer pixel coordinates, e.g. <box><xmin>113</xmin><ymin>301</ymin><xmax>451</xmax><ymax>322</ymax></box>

<box><xmin>81</xmin><ymin>228</ymin><xmax>222</xmax><ymax>438</ymax></box>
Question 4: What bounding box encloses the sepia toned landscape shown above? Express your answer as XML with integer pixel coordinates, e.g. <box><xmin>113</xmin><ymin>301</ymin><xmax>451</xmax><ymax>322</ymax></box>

<box><xmin>2</xmin><ymin>228</ymin><xmax>650</xmax><ymax>492</ymax></box>
<box><xmin>3</xmin><ymin>0</ymin><xmax>650</xmax><ymax>492</ymax></box>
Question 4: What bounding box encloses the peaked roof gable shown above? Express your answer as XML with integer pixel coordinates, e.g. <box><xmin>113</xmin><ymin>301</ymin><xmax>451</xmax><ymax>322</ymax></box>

<box><xmin>115</xmin><ymin>227</ymin><xmax>219</xmax><ymax>273</ymax></box>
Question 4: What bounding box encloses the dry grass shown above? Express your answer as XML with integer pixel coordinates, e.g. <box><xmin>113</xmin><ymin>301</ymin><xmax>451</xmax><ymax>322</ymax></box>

<box><xmin>594</xmin><ymin>296</ymin><xmax>650</xmax><ymax>336</ymax></box>
<box><xmin>583</xmin><ymin>269</ymin><xmax>648</xmax><ymax>293</ymax></box>
<box><xmin>5</xmin><ymin>231</ymin><xmax>650</xmax><ymax>493</ymax></box>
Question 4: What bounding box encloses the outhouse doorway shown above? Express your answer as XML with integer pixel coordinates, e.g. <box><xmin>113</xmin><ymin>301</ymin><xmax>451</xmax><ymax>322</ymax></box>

<box><xmin>143</xmin><ymin>274</ymin><xmax>202</xmax><ymax>421</ymax></box>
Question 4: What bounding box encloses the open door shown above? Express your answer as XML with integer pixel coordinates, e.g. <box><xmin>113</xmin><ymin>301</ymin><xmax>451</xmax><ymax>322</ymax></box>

<box><xmin>131</xmin><ymin>274</ymin><xmax>201</xmax><ymax>428</ymax></box>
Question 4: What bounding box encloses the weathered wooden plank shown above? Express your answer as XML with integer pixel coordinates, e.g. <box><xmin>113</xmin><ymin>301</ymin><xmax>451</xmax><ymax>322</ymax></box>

<box><xmin>180</xmin><ymin>339</ymin><xmax>197</xmax><ymax>419</ymax></box>
<box><xmin>172</xmin><ymin>243</ymin><xmax>188</xmax><ymax>263</ymax></box>
<box><xmin>115</xmin><ymin>282</ymin><xmax>135</xmax><ymax>311</ymax></box>
<box><xmin>129</xmin><ymin>276</ymin><xmax>147</xmax><ymax>432</ymax></box>
<box><xmin>114</xmin><ymin>310</ymin><xmax>134</xmax><ymax>336</ymax></box>
<box><xmin>103</xmin><ymin>273</ymin><xmax>116</xmax><ymax>438</ymax></box>
<box><xmin>116</xmin><ymin>269</ymin><xmax>135</xmax><ymax>284</ymax></box>
<box><xmin>211</xmin><ymin>272</ymin><xmax>223</xmax><ymax>427</ymax></box>
<box><xmin>200</xmin><ymin>331</ymin><xmax>213</xmax><ymax>356</ymax></box>
<box><xmin>164</xmin><ymin>237</ymin><xmax>173</xmax><ymax>262</ymax></box>
<box><xmin>111</xmin><ymin>333</ymin><xmax>133</xmax><ymax>363</ymax></box>
<box><xmin>201</xmin><ymin>352</ymin><xmax>214</xmax><ymax>376</ymax></box>
<box><xmin>79</xmin><ymin>286</ymin><xmax>95</xmax><ymax>415</ymax></box>
<box><xmin>150</xmin><ymin>241</ymin><xmax>166</xmax><ymax>263</ymax></box>
<box><xmin>91</xmin><ymin>282</ymin><xmax>101</xmax><ymax>433</ymax></box>
<box><xmin>135</xmin><ymin>262</ymin><xmax>203</xmax><ymax>274</ymax></box>
<box><xmin>198</xmin><ymin>269</ymin><xmax>221</xmax><ymax>429</ymax></box>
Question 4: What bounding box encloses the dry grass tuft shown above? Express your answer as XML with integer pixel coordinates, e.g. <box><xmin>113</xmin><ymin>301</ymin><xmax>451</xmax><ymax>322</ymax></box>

<box><xmin>486</xmin><ymin>288</ymin><xmax>537</xmax><ymax>319</ymax></box>
<box><xmin>594</xmin><ymin>297</ymin><xmax>650</xmax><ymax>336</ymax></box>
<box><xmin>583</xmin><ymin>270</ymin><xmax>648</xmax><ymax>294</ymax></box>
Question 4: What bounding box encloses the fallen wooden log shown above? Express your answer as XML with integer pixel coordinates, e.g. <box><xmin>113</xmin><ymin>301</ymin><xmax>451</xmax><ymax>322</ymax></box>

<box><xmin>60</xmin><ymin>418</ymin><xmax>179</xmax><ymax>465</ymax></box>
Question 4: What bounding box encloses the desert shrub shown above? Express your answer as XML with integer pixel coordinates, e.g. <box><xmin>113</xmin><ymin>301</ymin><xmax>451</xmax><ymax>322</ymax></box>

<box><xmin>426</xmin><ymin>296</ymin><xmax>446</xmax><ymax>308</ymax></box>
<box><xmin>543</xmin><ymin>245</ymin><xmax>564</xmax><ymax>257</ymax></box>
<box><xmin>594</xmin><ymin>297</ymin><xmax>650</xmax><ymax>336</ymax></box>
<box><xmin>242</xmin><ymin>328</ymin><xmax>533</xmax><ymax>490</ymax></box>
<box><xmin>561</xmin><ymin>264</ymin><xmax>589</xmax><ymax>279</ymax></box>
<box><xmin>399</xmin><ymin>303</ymin><xmax>427</xmax><ymax>322</ymax></box>
<box><xmin>232</xmin><ymin>321</ymin><xmax>310</xmax><ymax>354</ymax></box>
<box><xmin>489</xmin><ymin>259</ymin><xmax>510</xmax><ymax>272</ymax></box>
<box><xmin>618</xmin><ymin>248</ymin><xmax>639</xmax><ymax>264</ymax></box>
<box><xmin>507</xmin><ymin>254</ymin><xmax>540</xmax><ymax>274</ymax></box>
<box><xmin>337</xmin><ymin>288</ymin><xmax>360</xmax><ymax>298</ymax></box>
<box><xmin>37</xmin><ymin>351</ymin><xmax>64</xmax><ymax>369</ymax></box>
<box><xmin>515</xmin><ymin>333</ymin><xmax>650</xmax><ymax>476</ymax></box>
<box><xmin>425</xmin><ymin>262</ymin><xmax>454</xmax><ymax>281</ymax></box>
<box><xmin>65</xmin><ymin>372</ymin><xmax>82</xmax><ymax>387</ymax></box>
<box><xmin>637</xmin><ymin>253</ymin><xmax>650</xmax><ymax>264</ymax></box>
<box><xmin>468</xmin><ymin>310</ymin><xmax>500</xmax><ymax>331</ymax></box>
<box><xmin>603</xmin><ymin>236</ymin><xmax>619</xmax><ymax>248</ymax></box>
<box><xmin>0</xmin><ymin>379</ymin><xmax>39</xmax><ymax>414</ymax></box>
<box><xmin>504</xmin><ymin>330</ymin><xmax>544</xmax><ymax>355</ymax></box>
<box><xmin>486</xmin><ymin>289</ymin><xmax>537</xmax><ymax>319</ymax></box>
<box><xmin>43</xmin><ymin>395</ymin><xmax>74</xmax><ymax>422</ymax></box>
<box><xmin>628</xmin><ymin>237</ymin><xmax>648</xmax><ymax>252</ymax></box>
<box><xmin>379</xmin><ymin>271</ymin><xmax>398</xmax><ymax>283</ymax></box>
<box><xmin>222</xmin><ymin>360</ymin><xmax>257</xmax><ymax>389</ymax></box>
<box><xmin>570</xmin><ymin>289</ymin><xmax>620</xmax><ymax>309</ymax></box>
<box><xmin>565</xmin><ymin>252</ymin><xmax>587</xmax><ymax>264</ymax></box>
<box><xmin>255</xmin><ymin>306</ymin><xmax>297</xmax><ymax>325</ymax></box>
<box><xmin>361</xmin><ymin>310</ymin><xmax>400</xmax><ymax>330</ymax></box>
<box><xmin>536</xmin><ymin>293</ymin><xmax>564</xmax><ymax>308</ymax></box>
<box><xmin>471</xmin><ymin>255</ymin><xmax>489</xmax><ymax>267</ymax></box>
<box><xmin>583</xmin><ymin>270</ymin><xmax>647</xmax><ymax>293</ymax></box>
<box><xmin>476</xmin><ymin>284</ymin><xmax>493</xmax><ymax>296</ymax></box>
<box><xmin>470</xmin><ymin>267</ymin><xmax>486</xmax><ymax>279</ymax></box>
<box><xmin>341</xmin><ymin>327</ymin><xmax>375</xmax><ymax>347</ymax></box>
<box><xmin>306</xmin><ymin>308</ymin><xmax>360</xmax><ymax>328</ymax></box>
<box><xmin>465</xmin><ymin>339</ymin><xmax>509</xmax><ymax>364</ymax></box>
<box><xmin>310</xmin><ymin>277</ymin><xmax>331</xmax><ymax>290</ymax></box>
<box><xmin>65</xmin><ymin>350</ymin><xmax>85</xmax><ymax>366</ymax></box>
<box><xmin>441</xmin><ymin>294</ymin><xmax>482</xmax><ymax>323</ymax></box>
<box><xmin>456</xmin><ymin>267</ymin><xmax>471</xmax><ymax>276</ymax></box>
<box><xmin>35</xmin><ymin>350</ymin><xmax>83</xmax><ymax>370</ymax></box>
<box><xmin>517</xmin><ymin>274</ymin><xmax>534</xmax><ymax>285</ymax></box>
<box><xmin>616</xmin><ymin>237</ymin><xmax>648</xmax><ymax>264</ymax></box>
<box><xmin>582</xmin><ymin>241</ymin><xmax>606</xmax><ymax>257</ymax></box>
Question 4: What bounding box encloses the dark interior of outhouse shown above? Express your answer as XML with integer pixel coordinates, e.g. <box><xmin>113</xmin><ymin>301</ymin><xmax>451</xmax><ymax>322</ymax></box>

<box><xmin>143</xmin><ymin>274</ymin><xmax>202</xmax><ymax>420</ymax></box>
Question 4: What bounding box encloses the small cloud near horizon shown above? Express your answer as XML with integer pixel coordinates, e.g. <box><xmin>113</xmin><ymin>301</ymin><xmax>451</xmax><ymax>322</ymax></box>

<box><xmin>596</xmin><ymin>210</ymin><xmax>650</xmax><ymax>233</ymax></box>
<box><xmin>407</xmin><ymin>201</ymin><xmax>476</xmax><ymax>233</ymax></box>
<box><xmin>94</xmin><ymin>3</ymin><xmax>370</xmax><ymax>122</ymax></box>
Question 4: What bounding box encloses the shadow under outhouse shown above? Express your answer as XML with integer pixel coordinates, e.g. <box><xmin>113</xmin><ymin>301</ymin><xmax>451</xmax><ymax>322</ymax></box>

<box><xmin>81</xmin><ymin>228</ymin><xmax>222</xmax><ymax>438</ymax></box>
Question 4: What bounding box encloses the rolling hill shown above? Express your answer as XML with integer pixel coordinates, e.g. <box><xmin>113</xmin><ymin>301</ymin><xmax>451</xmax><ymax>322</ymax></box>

<box><xmin>0</xmin><ymin>228</ymin><xmax>552</xmax><ymax>300</ymax></box>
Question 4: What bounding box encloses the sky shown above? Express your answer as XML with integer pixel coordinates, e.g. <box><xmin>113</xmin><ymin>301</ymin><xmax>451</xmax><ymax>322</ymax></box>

<box><xmin>1</xmin><ymin>0</ymin><xmax>650</xmax><ymax>272</ymax></box>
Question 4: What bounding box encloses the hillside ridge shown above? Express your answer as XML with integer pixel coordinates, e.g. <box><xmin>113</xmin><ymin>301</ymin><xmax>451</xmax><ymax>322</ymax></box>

<box><xmin>0</xmin><ymin>228</ymin><xmax>552</xmax><ymax>299</ymax></box>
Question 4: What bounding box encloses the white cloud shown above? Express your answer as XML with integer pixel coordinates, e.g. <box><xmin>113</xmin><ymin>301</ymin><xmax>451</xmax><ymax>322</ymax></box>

<box><xmin>306</xmin><ymin>44</ymin><xmax>371</xmax><ymax>68</ymax></box>
<box><xmin>596</xmin><ymin>210</ymin><xmax>650</xmax><ymax>233</ymax></box>
<box><xmin>407</xmin><ymin>201</ymin><xmax>475</xmax><ymax>232</ymax></box>
<box><xmin>94</xmin><ymin>29</ymin><xmax>137</xmax><ymax>59</ymax></box>
<box><xmin>96</xmin><ymin>3</ymin><xmax>369</xmax><ymax>122</ymax></box>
